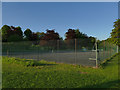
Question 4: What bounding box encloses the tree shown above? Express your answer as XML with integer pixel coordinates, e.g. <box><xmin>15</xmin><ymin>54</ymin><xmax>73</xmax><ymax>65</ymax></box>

<box><xmin>24</xmin><ymin>29</ymin><xmax>32</xmax><ymax>41</ymax></box>
<box><xmin>65</xmin><ymin>29</ymin><xmax>88</xmax><ymax>40</ymax></box>
<box><xmin>7</xmin><ymin>34</ymin><xmax>23</xmax><ymax>42</ymax></box>
<box><xmin>65</xmin><ymin>29</ymin><xmax>76</xmax><ymax>49</ymax></box>
<box><xmin>1</xmin><ymin>25</ymin><xmax>11</xmax><ymax>42</ymax></box>
<box><xmin>10</xmin><ymin>26</ymin><xmax>23</xmax><ymax>41</ymax></box>
<box><xmin>31</xmin><ymin>33</ymin><xmax>39</xmax><ymax>41</ymax></box>
<box><xmin>65</xmin><ymin>29</ymin><xmax>76</xmax><ymax>40</ymax></box>
<box><xmin>110</xmin><ymin>19</ymin><xmax>120</xmax><ymax>46</ymax></box>
<box><xmin>75</xmin><ymin>29</ymin><xmax>88</xmax><ymax>39</ymax></box>
<box><xmin>14</xmin><ymin>26</ymin><xmax>23</xmax><ymax>37</ymax></box>
<box><xmin>36</xmin><ymin>32</ymin><xmax>45</xmax><ymax>39</ymax></box>
<box><xmin>65</xmin><ymin>29</ymin><xmax>95</xmax><ymax>50</ymax></box>
<box><xmin>1</xmin><ymin>25</ymin><xmax>24</xmax><ymax>42</ymax></box>
<box><xmin>41</xmin><ymin>29</ymin><xmax>60</xmax><ymax>40</ymax></box>
<box><xmin>30</xmin><ymin>33</ymin><xmax>39</xmax><ymax>45</ymax></box>
<box><xmin>89</xmin><ymin>36</ymin><xmax>95</xmax><ymax>43</ymax></box>
<box><xmin>40</xmin><ymin>29</ymin><xmax>60</xmax><ymax>49</ymax></box>
<box><xmin>75</xmin><ymin>29</ymin><xmax>81</xmax><ymax>38</ymax></box>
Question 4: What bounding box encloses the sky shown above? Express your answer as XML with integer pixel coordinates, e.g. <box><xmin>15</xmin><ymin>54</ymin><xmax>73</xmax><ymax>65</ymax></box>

<box><xmin>2</xmin><ymin>2</ymin><xmax>118</xmax><ymax>40</ymax></box>
<box><xmin>1</xmin><ymin>0</ymin><xmax>120</xmax><ymax>2</ymax></box>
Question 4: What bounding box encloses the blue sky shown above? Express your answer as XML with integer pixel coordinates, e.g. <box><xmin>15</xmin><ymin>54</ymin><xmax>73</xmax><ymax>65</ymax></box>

<box><xmin>2</xmin><ymin>2</ymin><xmax>118</xmax><ymax>40</ymax></box>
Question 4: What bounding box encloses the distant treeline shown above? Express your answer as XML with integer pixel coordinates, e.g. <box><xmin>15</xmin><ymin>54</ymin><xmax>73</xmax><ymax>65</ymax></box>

<box><xmin>1</xmin><ymin>25</ymin><xmax>96</xmax><ymax>42</ymax></box>
<box><xmin>1</xmin><ymin>19</ymin><xmax>120</xmax><ymax>50</ymax></box>
<box><xmin>1</xmin><ymin>25</ymin><xmax>97</xmax><ymax>50</ymax></box>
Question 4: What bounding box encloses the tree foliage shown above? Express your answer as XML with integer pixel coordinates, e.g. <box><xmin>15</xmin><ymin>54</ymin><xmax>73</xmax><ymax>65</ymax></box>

<box><xmin>1</xmin><ymin>24</ymin><xmax>96</xmax><ymax>46</ymax></box>
<box><xmin>1</xmin><ymin>25</ymin><xmax>23</xmax><ymax>42</ymax></box>
<box><xmin>24</xmin><ymin>29</ymin><xmax>32</xmax><ymax>41</ymax></box>
<box><xmin>7</xmin><ymin>34</ymin><xmax>23</xmax><ymax>42</ymax></box>
<box><xmin>39</xmin><ymin>29</ymin><xmax>60</xmax><ymax>48</ymax></box>
<box><xmin>31</xmin><ymin>33</ymin><xmax>39</xmax><ymax>41</ymax></box>
<box><xmin>65</xmin><ymin>29</ymin><xmax>95</xmax><ymax>49</ymax></box>
<box><xmin>75</xmin><ymin>29</ymin><xmax>88</xmax><ymax>39</ymax></box>
<box><xmin>14</xmin><ymin>26</ymin><xmax>23</xmax><ymax>37</ymax></box>
<box><xmin>41</xmin><ymin>29</ymin><xmax>60</xmax><ymax>40</ymax></box>
<box><xmin>65</xmin><ymin>29</ymin><xmax>76</xmax><ymax>40</ymax></box>
<box><xmin>1</xmin><ymin>25</ymin><xmax>11</xmax><ymax>42</ymax></box>
<box><xmin>36</xmin><ymin>32</ymin><xmax>45</xmax><ymax>39</ymax></box>
<box><xmin>65</xmin><ymin>29</ymin><xmax>89</xmax><ymax>40</ymax></box>
<box><xmin>110</xmin><ymin>19</ymin><xmax>120</xmax><ymax>46</ymax></box>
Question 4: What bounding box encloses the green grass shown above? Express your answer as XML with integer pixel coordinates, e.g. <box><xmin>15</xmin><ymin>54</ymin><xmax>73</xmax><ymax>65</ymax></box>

<box><xmin>2</xmin><ymin>53</ymin><xmax>120</xmax><ymax>88</ymax></box>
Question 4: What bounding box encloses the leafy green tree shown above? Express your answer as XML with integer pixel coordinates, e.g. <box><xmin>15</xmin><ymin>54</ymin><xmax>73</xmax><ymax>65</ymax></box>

<box><xmin>36</xmin><ymin>32</ymin><xmax>45</xmax><ymax>39</ymax></box>
<box><xmin>75</xmin><ymin>29</ymin><xmax>88</xmax><ymax>39</ymax></box>
<box><xmin>65</xmin><ymin>29</ymin><xmax>89</xmax><ymax>40</ymax></box>
<box><xmin>65</xmin><ymin>29</ymin><xmax>95</xmax><ymax>50</ymax></box>
<box><xmin>1</xmin><ymin>25</ymin><xmax>11</xmax><ymax>42</ymax></box>
<box><xmin>24</xmin><ymin>29</ymin><xmax>32</xmax><ymax>40</ymax></box>
<box><xmin>1</xmin><ymin>25</ymin><xmax>24</xmax><ymax>42</ymax></box>
<box><xmin>89</xmin><ymin>36</ymin><xmax>95</xmax><ymax>43</ymax></box>
<box><xmin>14</xmin><ymin>26</ymin><xmax>23</xmax><ymax>37</ymax></box>
<box><xmin>10</xmin><ymin>26</ymin><xmax>23</xmax><ymax>41</ymax></box>
<box><xmin>65</xmin><ymin>29</ymin><xmax>76</xmax><ymax>40</ymax></box>
<box><xmin>110</xmin><ymin>19</ymin><xmax>120</xmax><ymax>46</ymax></box>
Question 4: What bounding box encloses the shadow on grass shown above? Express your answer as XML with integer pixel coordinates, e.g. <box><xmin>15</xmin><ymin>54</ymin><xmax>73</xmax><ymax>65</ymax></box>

<box><xmin>33</xmin><ymin>63</ymin><xmax>57</xmax><ymax>66</ymax></box>
<box><xmin>83</xmin><ymin>80</ymin><xmax>120</xmax><ymax>88</ymax></box>
<box><xmin>99</xmin><ymin>53</ymin><xmax>119</xmax><ymax>68</ymax></box>
<box><xmin>24</xmin><ymin>61</ymin><xmax>57</xmax><ymax>67</ymax></box>
<box><xmin>14</xmin><ymin>58</ymin><xmax>57</xmax><ymax>67</ymax></box>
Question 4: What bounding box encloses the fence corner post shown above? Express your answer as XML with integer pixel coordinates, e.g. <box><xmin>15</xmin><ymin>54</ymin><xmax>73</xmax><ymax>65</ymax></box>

<box><xmin>95</xmin><ymin>38</ymin><xmax>98</xmax><ymax>68</ymax></box>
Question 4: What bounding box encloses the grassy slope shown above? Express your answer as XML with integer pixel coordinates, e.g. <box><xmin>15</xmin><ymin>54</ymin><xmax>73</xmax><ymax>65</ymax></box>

<box><xmin>2</xmin><ymin>53</ymin><xmax>119</xmax><ymax>88</ymax></box>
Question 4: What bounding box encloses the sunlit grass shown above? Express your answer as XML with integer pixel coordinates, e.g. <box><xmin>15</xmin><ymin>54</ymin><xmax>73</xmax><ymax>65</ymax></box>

<box><xmin>2</xmin><ymin>53</ymin><xmax>119</xmax><ymax>88</ymax></box>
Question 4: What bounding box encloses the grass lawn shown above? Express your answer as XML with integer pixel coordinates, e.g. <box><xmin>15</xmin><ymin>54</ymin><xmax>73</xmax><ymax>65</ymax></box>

<box><xmin>2</xmin><ymin>53</ymin><xmax>120</xmax><ymax>88</ymax></box>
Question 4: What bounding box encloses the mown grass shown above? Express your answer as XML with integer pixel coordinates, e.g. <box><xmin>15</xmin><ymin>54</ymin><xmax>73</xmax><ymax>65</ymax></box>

<box><xmin>2</xmin><ymin>53</ymin><xmax>119</xmax><ymax>88</ymax></box>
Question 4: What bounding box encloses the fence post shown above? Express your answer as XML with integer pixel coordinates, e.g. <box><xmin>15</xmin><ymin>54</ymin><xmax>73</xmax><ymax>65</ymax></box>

<box><xmin>104</xmin><ymin>41</ymin><xmax>105</xmax><ymax>59</ymax></box>
<box><xmin>57</xmin><ymin>39</ymin><xmax>59</xmax><ymax>63</ymax></box>
<box><xmin>75</xmin><ymin>38</ymin><xmax>77</xmax><ymax>65</ymax></box>
<box><xmin>103</xmin><ymin>40</ymin><xmax>105</xmax><ymax>59</ymax></box>
<box><xmin>95</xmin><ymin>38</ymin><xmax>98</xmax><ymax>68</ymax></box>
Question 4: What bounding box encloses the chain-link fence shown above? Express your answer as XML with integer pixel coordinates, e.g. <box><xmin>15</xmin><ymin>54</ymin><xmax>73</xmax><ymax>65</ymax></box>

<box><xmin>98</xmin><ymin>40</ymin><xmax>118</xmax><ymax>62</ymax></box>
<box><xmin>2</xmin><ymin>39</ymin><xmax>118</xmax><ymax>67</ymax></box>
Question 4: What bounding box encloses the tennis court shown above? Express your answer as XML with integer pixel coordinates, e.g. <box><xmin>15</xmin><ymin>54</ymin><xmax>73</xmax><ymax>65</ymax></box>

<box><xmin>2</xmin><ymin>39</ymin><xmax>118</xmax><ymax>67</ymax></box>
<box><xmin>2</xmin><ymin>51</ymin><xmax>96</xmax><ymax>66</ymax></box>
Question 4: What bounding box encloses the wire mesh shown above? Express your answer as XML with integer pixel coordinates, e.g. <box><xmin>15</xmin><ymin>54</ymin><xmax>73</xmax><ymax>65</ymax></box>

<box><xmin>2</xmin><ymin>39</ymin><xmax>118</xmax><ymax>67</ymax></box>
<box><xmin>97</xmin><ymin>40</ymin><xmax>117</xmax><ymax>63</ymax></box>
